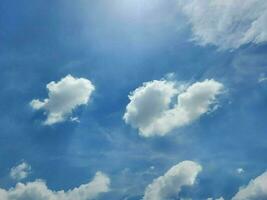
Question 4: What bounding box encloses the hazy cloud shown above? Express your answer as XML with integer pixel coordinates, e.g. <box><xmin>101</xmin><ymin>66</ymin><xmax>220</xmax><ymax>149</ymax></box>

<box><xmin>178</xmin><ymin>0</ymin><xmax>267</xmax><ymax>49</ymax></box>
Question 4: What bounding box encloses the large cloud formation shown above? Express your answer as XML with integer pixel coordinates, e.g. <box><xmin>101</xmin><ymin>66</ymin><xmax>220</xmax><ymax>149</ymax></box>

<box><xmin>143</xmin><ymin>161</ymin><xmax>202</xmax><ymax>200</ymax></box>
<box><xmin>10</xmin><ymin>162</ymin><xmax>31</xmax><ymax>181</ymax></box>
<box><xmin>123</xmin><ymin>79</ymin><xmax>224</xmax><ymax>137</ymax></box>
<box><xmin>178</xmin><ymin>0</ymin><xmax>267</xmax><ymax>49</ymax></box>
<box><xmin>30</xmin><ymin>75</ymin><xmax>95</xmax><ymax>125</ymax></box>
<box><xmin>232</xmin><ymin>171</ymin><xmax>267</xmax><ymax>200</ymax></box>
<box><xmin>0</xmin><ymin>172</ymin><xmax>110</xmax><ymax>200</ymax></box>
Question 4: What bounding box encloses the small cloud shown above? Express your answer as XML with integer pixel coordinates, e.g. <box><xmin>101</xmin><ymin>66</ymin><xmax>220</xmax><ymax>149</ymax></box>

<box><xmin>164</xmin><ymin>72</ymin><xmax>176</xmax><ymax>80</ymax></box>
<box><xmin>237</xmin><ymin>168</ymin><xmax>245</xmax><ymax>174</ymax></box>
<box><xmin>258</xmin><ymin>73</ymin><xmax>267</xmax><ymax>83</ymax></box>
<box><xmin>70</xmin><ymin>117</ymin><xmax>80</xmax><ymax>123</ymax></box>
<box><xmin>30</xmin><ymin>75</ymin><xmax>95</xmax><ymax>125</ymax></box>
<box><xmin>10</xmin><ymin>162</ymin><xmax>31</xmax><ymax>181</ymax></box>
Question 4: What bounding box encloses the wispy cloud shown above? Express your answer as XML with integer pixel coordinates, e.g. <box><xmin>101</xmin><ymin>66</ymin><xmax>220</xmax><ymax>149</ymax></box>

<box><xmin>178</xmin><ymin>0</ymin><xmax>267</xmax><ymax>49</ymax></box>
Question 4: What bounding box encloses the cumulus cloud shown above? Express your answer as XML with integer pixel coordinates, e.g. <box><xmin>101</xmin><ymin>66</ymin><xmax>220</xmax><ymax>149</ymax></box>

<box><xmin>123</xmin><ymin>79</ymin><xmax>224</xmax><ymax>137</ymax></box>
<box><xmin>30</xmin><ymin>75</ymin><xmax>95</xmax><ymax>125</ymax></box>
<box><xmin>232</xmin><ymin>171</ymin><xmax>267</xmax><ymax>200</ymax></box>
<box><xmin>10</xmin><ymin>162</ymin><xmax>31</xmax><ymax>181</ymax></box>
<box><xmin>0</xmin><ymin>171</ymin><xmax>110</xmax><ymax>200</ymax></box>
<box><xmin>143</xmin><ymin>161</ymin><xmax>202</xmax><ymax>200</ymax></box>
<box><xmin>178</xmin><ymin>0</ymin><xmax>267</xmax><ymax>49</ymax></box>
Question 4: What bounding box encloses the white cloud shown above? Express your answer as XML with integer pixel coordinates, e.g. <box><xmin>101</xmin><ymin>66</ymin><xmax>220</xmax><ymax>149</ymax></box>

<box><xmin>30</xmin><ymin>75</ymin><xmax>95</xmax><ymax>125</ymax></box>
<box><xmin>0</xmin><ymin>171</ymin><xmax>110</xmax><ymax>200</ymax></box>
<box><xmin>232</xmin><ymin>171</ymin><xmax>267</xmax><ymax>200</ymax></box>
<box><xmin>123</xmin><ymin>79</ymin><xmax>224</xmax><ymax>137</ymax></box>
<box><xmin>143</xmin><ymin>160</ymin><xmax>202</xmax><ymax>200</ymax></box>
<box><xmin>178</xmin><ymin>0</ymin><xmax>267</xmax><ymax>49</ymax></box>
<box><xmin>10</xmin><ymin>162</ymin><xmax>31</xmax><ymax>181</ymax></box>
<box><xmin>237</xmin><ymin>168</ymin><xmax>245</xmax><ymax>174</ymax></box>
<box><xmin>258</xmin><ymin>73</ymin><xmax>267</xmax><ymax>83</ymax></box>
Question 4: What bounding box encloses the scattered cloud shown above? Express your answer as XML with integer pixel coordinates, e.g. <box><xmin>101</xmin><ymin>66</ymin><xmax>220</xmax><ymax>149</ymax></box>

<box><xmin>1</xmin><ymin>171</ymin><xmax>110</xmax><ymax>200</ymax></box>
<box><xmin>124</xmin><ymin>79</ymin><xmax>224</xmax><ymax>137</ymax></box>
<box><xmin>178</xmin><ymin>0</ymin><xmax>267</xmax><ymax>49</ymax></box>
<box><xmin>30</xmin><ymin>75</ymin><xmax>95</xmax><ymax>125</ymax></box>
<box><xmin>10</xmin><ymin>162</ymin><xmax>31</xmax><ymax>181</ymax></box>
<box><xmin>232</xmin><ymin>171</ymin><xmax>267</xmax><ymax>200</ymax></box>
<box><xmin>143</xmin><ymin>160</ymin><xmax>202</xmax><ymax>200</ymax></box>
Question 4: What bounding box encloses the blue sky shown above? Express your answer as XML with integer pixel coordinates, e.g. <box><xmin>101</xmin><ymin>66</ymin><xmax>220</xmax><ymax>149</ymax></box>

<box><xmin>1</xmin><ymin>0</ymin><xmax>267</xmax><ymax>200</ymax></box>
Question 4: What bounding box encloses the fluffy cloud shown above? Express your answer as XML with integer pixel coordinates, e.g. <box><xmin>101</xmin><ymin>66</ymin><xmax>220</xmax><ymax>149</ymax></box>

<box><xmin>232</xmin><ymin>171</ymin><xmax>267</xmax><ymax>200</ymax></box>
<box><xmin>10</xmin><ymin>162</ymin><xmax>31</xmax><ymax>181</ymax></box>
<box><xmin>143</xmin><ymin>161</ymin><xmax>202</xmax><ymax>200</ymax></box>
<box><xmin>30</xmin><ymin>75</ymin><xmax>95</xmax><ymax>125</ymax></box>
<box><xmin>178</xmin><ymin>0</ymin><xmax>267</xmax><ymax>49</ymax></box>
<box><xmin>123</xmin><ymin>79</ymin><xmax>224</xmax><ymax>137</ymax></box>
<box><xmin>0</xmin><ymin>171</ymin><xmax>110</xmax><ymax>200</ymax></box>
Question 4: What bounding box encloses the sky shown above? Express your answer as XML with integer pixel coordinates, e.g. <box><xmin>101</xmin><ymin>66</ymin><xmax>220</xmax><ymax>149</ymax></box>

<box><xmin>0</xmin><ymin>0</ymin><xmax>267</xmax><ymax>199</ymax></box>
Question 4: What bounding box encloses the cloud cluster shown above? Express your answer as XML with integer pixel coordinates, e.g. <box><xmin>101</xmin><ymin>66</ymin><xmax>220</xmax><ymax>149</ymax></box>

<box><xmin>10</xmin><ymin>162</ymin><xmax>31</xmax><ymax>181</ymax></box>
<box><xmin>0</xmin><ymin>172</ymin><xmax>110</xmax><ymax>200</ymax></box>
<box><xmin>124</xmin><ymin>79</ymin><xmax>224</xmax><ymax>137</ymax></box>
<box><xmin>208</xmin><ymin>171</ymin><xmax>267</xmax><ymax>200</ymax></box>
<box><xmin>143</xmin><ymin>161</ymin><xmax>202</xmax><ymax>200</ymax></box>
<box><xmin>142</xmin><ymin>162</ymin><xmax>267</xmax><ymax>200</ymax></box>
<box><xmin>30</xmin><ymin>75</ymin><xmax>95</xmax><ymax>125</ymax></box>
<box><xmin>232</xmin><ymin>171</ymin><xmax>267</xmax><ymax>200</ymax></box>
<box><xmin>178</xmin><ymin>0</ymin><xmax>267</xmax><ymax>49</ymax></box>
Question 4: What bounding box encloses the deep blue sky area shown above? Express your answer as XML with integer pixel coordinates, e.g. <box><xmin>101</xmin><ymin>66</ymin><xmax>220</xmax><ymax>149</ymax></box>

<box><xmin>0</xmin><ymin>1</ymin><xmax>267</xmax><ymax>200</ymax></box>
